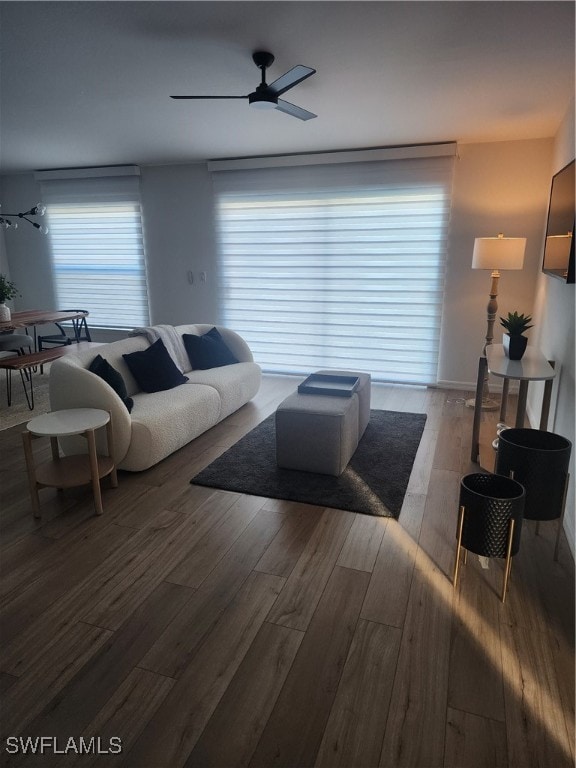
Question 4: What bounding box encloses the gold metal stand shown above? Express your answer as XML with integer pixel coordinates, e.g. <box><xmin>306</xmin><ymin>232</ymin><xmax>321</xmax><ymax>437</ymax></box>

<box><xmin>452</xmin><ymin>504</ymin><xmax>515</xmax><ymax>604</ymax></box>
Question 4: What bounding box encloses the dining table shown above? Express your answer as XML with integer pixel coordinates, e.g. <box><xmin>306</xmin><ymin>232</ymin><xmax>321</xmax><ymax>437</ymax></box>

<box><xmin>0</xmin><ymin>309</ymin><xmax>89</xmax><ymax>349</ymax></box>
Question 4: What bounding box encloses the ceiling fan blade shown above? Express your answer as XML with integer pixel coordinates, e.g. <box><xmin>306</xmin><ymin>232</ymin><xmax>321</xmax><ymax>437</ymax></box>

<box><xmin>275</xmin><ymin>98</ymin><xmax>317</xmax><ymax>121</ymax></box>
<box><xmin>170</xmin><ymin>95</ymin><xmax>247</xmax><ymax>100</ymax></box>
<box><xmin>268</xmin><ymin>65</ymin><xmax>316</xmax><ymax>96</ymax></box>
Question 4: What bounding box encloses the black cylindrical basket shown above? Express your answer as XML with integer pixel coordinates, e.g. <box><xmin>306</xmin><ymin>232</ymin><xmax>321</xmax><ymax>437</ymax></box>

<box><xmin>459</xmin><ymin>473</ymin><xmax>525</xmax><ymax>558</ymax></box>
<box><xmin>495</xmin><ymin>428</ymin><xmax>571</xmax><ymax>521</ymax></box>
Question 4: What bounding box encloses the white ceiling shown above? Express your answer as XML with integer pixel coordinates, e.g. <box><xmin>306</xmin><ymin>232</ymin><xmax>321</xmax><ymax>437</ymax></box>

<box><xmin>0</xmin><ymin>1</ymin><xmax>574</xmax><ymax>174</ymax></box>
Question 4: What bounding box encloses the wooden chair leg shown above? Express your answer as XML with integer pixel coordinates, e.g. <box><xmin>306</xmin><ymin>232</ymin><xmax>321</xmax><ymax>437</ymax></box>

<box><xmin>453</xmin><ymin>505</ymin><xmax>465</xmax><ymax>589</ymax></box>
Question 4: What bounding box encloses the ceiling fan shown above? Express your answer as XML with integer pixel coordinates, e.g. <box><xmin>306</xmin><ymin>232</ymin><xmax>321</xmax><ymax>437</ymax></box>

<box><xmin>171</xmin><ymin>51</ymin><xmax>317</xmax><ymax>121</ymax></box>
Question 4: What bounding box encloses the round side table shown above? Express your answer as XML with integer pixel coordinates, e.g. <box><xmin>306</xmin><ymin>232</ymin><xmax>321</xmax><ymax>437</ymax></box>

<box><xmin>22</xmin><ymin>408</ymin><xmax>118</xmax><ymax>518</ymax></box>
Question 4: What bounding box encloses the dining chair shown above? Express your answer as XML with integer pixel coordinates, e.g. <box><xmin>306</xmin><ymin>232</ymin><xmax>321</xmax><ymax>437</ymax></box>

<box><xmin>38</xmin><ymin>310</ymin><xmax>91</xmax><ymax>350</ymax></box>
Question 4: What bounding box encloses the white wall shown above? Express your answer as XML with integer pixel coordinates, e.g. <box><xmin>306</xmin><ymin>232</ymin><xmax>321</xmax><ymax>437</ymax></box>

<box><xmin>439</xmin><ymin>138</ymin><xmax>553</xmax><ymax>387</ymax></box>
<box><xmin>0</xmin><ymin>174</ymin><xmax>56</xmax><ymax>311</ymax></box>
<box><xmin>140</xmin><ymin>164</ymin><xmax>219</xmax><ymax>327</ymax></box>
<box><xmin>528</xmin><ymin>100</ymin><xmax>575</xmax><ymax>558</ymax></box>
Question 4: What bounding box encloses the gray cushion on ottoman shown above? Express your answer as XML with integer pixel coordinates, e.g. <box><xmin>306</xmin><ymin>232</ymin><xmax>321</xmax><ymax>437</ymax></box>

<box><xmin>276</xmin><ymin>392</ymin><xmax>359</xmax><ymax>476</ymax></box>
<box><xmin>315</xmin><ymin>369</ymin><xmax>371</xmax><ymax>438</ymax></box>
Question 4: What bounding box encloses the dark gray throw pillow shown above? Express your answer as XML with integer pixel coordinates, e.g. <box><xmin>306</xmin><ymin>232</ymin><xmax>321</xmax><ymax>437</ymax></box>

<box><xmin>183</xmin><ymin>327</ymin><xmax>239</xmax><ymax>370</ymax></box>
<box><xmin>89</xmin><ymin>354</ymin><xmax>134</xmax><ymax>413</ymax></box>
<box><xmin>122</xmin><ymin>338</ymin><xmax>189</xmax><ymax>393</ymax></box>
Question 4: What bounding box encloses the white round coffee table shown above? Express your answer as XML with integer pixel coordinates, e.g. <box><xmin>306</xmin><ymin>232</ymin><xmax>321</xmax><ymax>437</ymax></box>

<box><xmin>22</xmin><ymin>408</ymin><xmax>118</xmax><ymax>518</ymax></box>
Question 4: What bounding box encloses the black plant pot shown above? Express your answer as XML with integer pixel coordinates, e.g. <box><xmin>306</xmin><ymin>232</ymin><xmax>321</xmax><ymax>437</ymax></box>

<box><xmin>454</xmin><ymin>472</ymin><xmax>525</xmax><ymax>602</ymax></box>
<box><xmin>503</xmin><ymin>334</ymin><xmax>527</xmax><ymax>360</ymax></box>
<box><xmin>459</xmin><ymin>472</ymin><xmax>525</xmax><ymax>557</ymax></box>
<box><xmin>496</xmin><ymin>428</ymin><xmax>572</xmax><ymax>561</ymax></box>
<box><xmin>496</xmin><ymin>428</ymin><xmax>572</xmax><ymax>521</ymax></box>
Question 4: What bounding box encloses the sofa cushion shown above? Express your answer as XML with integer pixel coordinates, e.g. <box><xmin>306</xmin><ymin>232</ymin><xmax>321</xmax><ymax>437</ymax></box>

<box><xmin>88</xmin><ymin>354</ymin><xmax>134</xmax><ymax>412</ymax></box>
<box><xmin>186</xmin><ymin>362</ymin><xmax>262</xmax><ymax>420</ymax></box>
<box><xmin>123</xmin><ymin>338</ymin><xmax>189</xmax><ymax>393</ymax></box>
<box><xmin>176</xmin><ymin>324</ymin><xmax>254</xmax><ymax>365</ymax></box>
<box><xmin>71</xmin><ymin>335</ymin><xmax>150</xmax><ymax>396</ymax></box>
<box><xmin>183</xmin><ymin>327</ymin><xmax>239</xmax><ymax>370</ymax></box>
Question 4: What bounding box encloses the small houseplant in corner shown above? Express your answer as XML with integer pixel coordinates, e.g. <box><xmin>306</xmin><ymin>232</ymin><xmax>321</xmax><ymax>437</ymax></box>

<box><xmin>500</xmin><ymin>311</ymin><xmax>533</xmax><ymax>360</ymax></box>
<box><xmin>0</xmin><ymin>274</ymin><xmax>20</xmax><ymax>322</ymax></box>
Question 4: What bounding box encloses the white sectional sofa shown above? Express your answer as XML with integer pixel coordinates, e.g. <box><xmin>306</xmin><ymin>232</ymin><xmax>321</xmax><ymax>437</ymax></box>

<box><xmin>49</xmin><ymin>324</ymin><xmax>261</xmax><ymax>471</ymax></box>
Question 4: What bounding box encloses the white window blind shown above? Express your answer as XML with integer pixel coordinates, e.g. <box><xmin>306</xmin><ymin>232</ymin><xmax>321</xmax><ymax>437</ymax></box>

<box><xmin>212</xmin><ymin>152</ymin><xmax>454</xmax><ymax>385</ymax></box>
<box><xmin>37</xmin><ymin>168</ymin><xmax>149</xmax><ymax>329</ymax></box>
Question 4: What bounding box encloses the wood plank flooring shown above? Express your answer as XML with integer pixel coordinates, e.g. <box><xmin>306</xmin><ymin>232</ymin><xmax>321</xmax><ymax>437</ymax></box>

<box><xmin>0</xmin><ymin>375</ymin><xmax>573</xmax><ymax>767</ymax></box>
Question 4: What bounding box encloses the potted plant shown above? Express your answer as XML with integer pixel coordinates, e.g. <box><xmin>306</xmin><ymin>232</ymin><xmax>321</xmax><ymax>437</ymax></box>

<box><xmin>0</xmin><ymin>274</ymin><xmax>20</xmax><ymax>322</ymax></box>
<box><xmin>500</xmin><ymin>311</ymin><xmax>533</xmax><ymax>360</ymax></box>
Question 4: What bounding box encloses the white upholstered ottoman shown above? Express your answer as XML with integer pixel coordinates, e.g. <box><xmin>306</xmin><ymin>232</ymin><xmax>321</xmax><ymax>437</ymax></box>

<box><xmin>275</xmin><ymin>370</ymin><xmax>371</xmax><ymax>476</ymax></box>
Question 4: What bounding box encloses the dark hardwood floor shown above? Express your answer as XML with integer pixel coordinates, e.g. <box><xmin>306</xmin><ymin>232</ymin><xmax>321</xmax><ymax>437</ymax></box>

<box><xmin>0</xmin><ymin>375</ymin><xmax>574</xmax><ymax>767</ymax></box>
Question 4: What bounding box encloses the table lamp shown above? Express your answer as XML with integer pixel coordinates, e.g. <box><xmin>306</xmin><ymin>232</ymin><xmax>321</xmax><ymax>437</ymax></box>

<box><xmin>469</xmin><ymin>233</ymin><xmax>526</xmax><ymax>410</ymax></box>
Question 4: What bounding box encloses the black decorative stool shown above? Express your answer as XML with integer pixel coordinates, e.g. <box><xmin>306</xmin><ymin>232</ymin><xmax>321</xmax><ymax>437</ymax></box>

<box><xmin>454</xmin><ymin>473</ymin><xmax>525</xmax><ymax>603</ymax></box>
<box><xmin>496</xmin><ymin>428</ymin><xmax>571</xmax><ymax>561</ymax></box>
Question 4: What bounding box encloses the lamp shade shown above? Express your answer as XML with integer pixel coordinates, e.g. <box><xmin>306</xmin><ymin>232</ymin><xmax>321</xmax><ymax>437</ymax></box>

<box><xmin>472</xmin><ymin>234</ymin><xmax>526</xmax><ymax>270</ymax></box>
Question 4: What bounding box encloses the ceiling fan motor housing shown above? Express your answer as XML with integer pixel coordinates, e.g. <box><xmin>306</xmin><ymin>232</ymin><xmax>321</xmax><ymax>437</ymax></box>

<box><xmin>249</xmin><ymin>90</ymin><xmax>278</xmax><ymax>109</ymax></box>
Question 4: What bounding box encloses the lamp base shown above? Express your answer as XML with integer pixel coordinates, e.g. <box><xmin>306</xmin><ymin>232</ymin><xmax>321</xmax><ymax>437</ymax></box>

<box><xmin>465</xmin><ymin>396</ymin><xmax>499</xmax><ymax>411</ymax></box>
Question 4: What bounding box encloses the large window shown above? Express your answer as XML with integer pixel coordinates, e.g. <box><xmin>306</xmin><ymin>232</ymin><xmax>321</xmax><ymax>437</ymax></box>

<box><xmin>212</xmin><ymin>148</ymin><xmax>455</xmax><ymax>385</ymax></box>
<box><xmin>38</xmin><ymin>167</ymin><xmax>149</xmax><ymax>329</ymax></box>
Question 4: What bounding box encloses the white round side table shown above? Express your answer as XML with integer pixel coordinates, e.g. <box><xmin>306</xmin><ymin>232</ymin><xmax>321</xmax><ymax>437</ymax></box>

<box><xmin>22</xmin><ymin>408</ymin><xmax>118</xmax><ymax>518</ymax></box>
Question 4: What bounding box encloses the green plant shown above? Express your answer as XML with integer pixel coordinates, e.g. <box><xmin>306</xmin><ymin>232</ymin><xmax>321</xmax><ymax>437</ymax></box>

<box><xmin>0</xmin><ymin>274</ymin><xmax>20</xmax><ymax>303</ymax></box>
<box><xmin>500</xmin><ymin>311</ymin><xmax>533</xmax><ymax>337</ymax></box>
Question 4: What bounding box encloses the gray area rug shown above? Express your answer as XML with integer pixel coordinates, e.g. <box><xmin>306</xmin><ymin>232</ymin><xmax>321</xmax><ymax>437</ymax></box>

<box><xmin>191</xmin><ymin>409</ymin><xmax>427</xmax><ymax>518</ymax></box>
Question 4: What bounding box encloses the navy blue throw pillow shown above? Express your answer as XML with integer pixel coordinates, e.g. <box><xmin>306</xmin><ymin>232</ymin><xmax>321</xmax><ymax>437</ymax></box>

<box><xmin>88</xmin><ymin>354</ymin><xmax>134</xmax><ymax>413</ymax></box>
<box><xmin>183</xmin><ymin>327</ymin><xmax>239</xmax><ymax>370</ymax></box>
<box><xmin>122</xmin><ymin>338</ymin><xmax>189</xmax><ymax>393</ymax></box>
